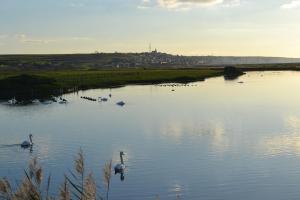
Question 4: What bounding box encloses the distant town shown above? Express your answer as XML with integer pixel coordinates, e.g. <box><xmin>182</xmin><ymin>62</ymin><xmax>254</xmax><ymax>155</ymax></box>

<box><xmin>1</xmin><ymin>49</ymin><xmax>300</xmax><ymax>70</ymax></box>
<box><xmin>99</xmin><ymin>49</ymin><xmax>300</xmax><ymax>68</ymax></box>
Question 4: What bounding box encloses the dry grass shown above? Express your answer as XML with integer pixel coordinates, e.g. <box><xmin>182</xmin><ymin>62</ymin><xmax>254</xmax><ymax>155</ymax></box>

<box><xmin>83</xmin><ymin>173</ymin><xmax>96</xmax><ymax>200</ymax></box>
<box><xmin>0</xmin><ymin>178</ymin><xmax>12</xmax><ymax>199</ymax></box>
<box><xmin>0</xmin><ymin>150</ymin><xmax>110</xmax><ymax>200</ymax></box>
<box><xmin>75</xmin><ymin>149</ymin><xmax>84</xmax><ymax>176</ymax></box>
<box><xmin>102</xmin><ymin>160</ymin><xmax>112</xmax><ymax>200</ymax></box>
<box><xmin>59</xmin><ymin>178</ymin><xmax>70</xmax><ymax>200</ymax></box>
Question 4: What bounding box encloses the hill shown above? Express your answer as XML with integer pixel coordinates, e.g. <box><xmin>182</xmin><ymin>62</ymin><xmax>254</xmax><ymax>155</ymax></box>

<box><xmin>1</xmin><ymin>52</ymin><xmax>300</xmax><ymax>70</ymax></box>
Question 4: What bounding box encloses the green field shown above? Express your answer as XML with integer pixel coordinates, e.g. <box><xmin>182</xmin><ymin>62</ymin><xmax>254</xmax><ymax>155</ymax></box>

<box><xmin>0</xmin><ymin>68</ymin><xmax>223</xmax><ymax>88</ymax></box>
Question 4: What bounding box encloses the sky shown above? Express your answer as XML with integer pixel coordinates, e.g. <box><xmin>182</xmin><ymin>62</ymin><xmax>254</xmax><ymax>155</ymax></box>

<box><xmin>1</xmin><ymin>0</ymin><xmax>300</xmax><ymax>57</ymax></box>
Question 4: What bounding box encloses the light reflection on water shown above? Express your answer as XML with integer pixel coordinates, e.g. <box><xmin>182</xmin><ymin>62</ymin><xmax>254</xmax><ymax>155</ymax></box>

<box><xmin>262</xmin><ymin>115</ymin><xmax>300</xmax><ymax>155</ymax></box>
<box><xmin>1</xmin><ymin>71</ymin><xmax>300</xmax><ymax>199</ymax></box>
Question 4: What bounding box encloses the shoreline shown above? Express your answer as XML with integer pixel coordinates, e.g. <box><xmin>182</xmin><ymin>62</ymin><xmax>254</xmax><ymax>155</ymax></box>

<box><xmin>0</xmin><ymin>65</ymin><xmax>299</xmax><ymax>101</ymax></box>
<box><xmin>0</xmin><ymin>68</ymin><xmax>224</xmax><ymax>101</ymax></box>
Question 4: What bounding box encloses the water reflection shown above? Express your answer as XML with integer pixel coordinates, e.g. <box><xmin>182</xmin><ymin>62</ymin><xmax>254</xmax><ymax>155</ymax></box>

<box><xmin>0</xmin><ymin>143</ymin><xmax>33</xmax><ymax>154</ymax></box>
<box><xmin>262</xmin><ymin>115</ymin><xmax>300</xmax><ymax>155</ymax></box>
<box><xmin>209</xmin><ymin>121</ymin><xmax>228</xmax><ymax>153</ymax></box>
<box><xmin>169</xmin><ymin>183</ymin><xmax>185</xmax><ymax>199</ymax></box>
<box><xmin>160</xmin><ymin>121</ymin><xmax>183</xmax><ymax>144</ymax></box>
<box><xmin>160</xmin><ymin>120</ymin><xmax>228</xmax><ymax>153</ymax></box>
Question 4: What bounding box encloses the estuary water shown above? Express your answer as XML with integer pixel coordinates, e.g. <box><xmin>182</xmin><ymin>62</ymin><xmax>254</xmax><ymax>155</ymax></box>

<box><xmin>1</xmin><ymin>71</ymin><xmax>300</xmax><ymax>199</ymax></box>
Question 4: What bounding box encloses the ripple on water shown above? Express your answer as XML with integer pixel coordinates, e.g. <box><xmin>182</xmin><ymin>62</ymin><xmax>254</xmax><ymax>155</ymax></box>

<box><xmin>2</xmin><ymin>72</ymin><xmax>300</xmax><ymax>199</ymax></box>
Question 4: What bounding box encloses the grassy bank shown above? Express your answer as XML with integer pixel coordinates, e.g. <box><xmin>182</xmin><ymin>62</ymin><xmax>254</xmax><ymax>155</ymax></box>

<box><xmin>0</xmin><ymin>68</ymin><xmax>224</xmax><ymax>88</ymax></box>
<box><xmin>0</xmin><ymin>68</ymin><xmax>224</xmax><ymax>100</ymax></box>
<box><xmin>1</xmin><ymin>62</ymin><xmax>300</xmax><ymax>101</ymax></box>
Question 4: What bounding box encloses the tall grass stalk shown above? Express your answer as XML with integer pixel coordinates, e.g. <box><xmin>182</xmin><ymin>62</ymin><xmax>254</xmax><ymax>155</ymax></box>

<box><xmin>102</xmin><ymin>160</ymin><xmax>112</xmax><ymax>200</ymax></box>
<box><xmin>0</xmin><ymin>150</ymin><xmax>107</xmax><ymax>200</ymax></box>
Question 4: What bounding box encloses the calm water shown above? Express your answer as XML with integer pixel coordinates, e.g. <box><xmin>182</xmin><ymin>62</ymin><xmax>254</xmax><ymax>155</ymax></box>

<box><xmin>2</xmin><ymin>71</ymin><xmax>300</xmax><ymax>199</ymax></box>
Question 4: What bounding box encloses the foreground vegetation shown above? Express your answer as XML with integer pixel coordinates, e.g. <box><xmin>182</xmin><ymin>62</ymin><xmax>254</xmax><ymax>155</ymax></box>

<box><xmin>0</xmin><ymin>150</ymin><xmax>112</xmax><ymax>200</ymax></box>
<box><xmin>0</xmin><ymin>150</ymin><xmax>178</xmax><ymax>200</ymax></box>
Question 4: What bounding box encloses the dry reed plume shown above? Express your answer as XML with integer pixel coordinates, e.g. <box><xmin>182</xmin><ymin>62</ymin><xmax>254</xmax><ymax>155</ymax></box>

<box><xmin>0</xmin><ymin>150</ymin><xmax>111</xmax><ymax>200</ymax></box>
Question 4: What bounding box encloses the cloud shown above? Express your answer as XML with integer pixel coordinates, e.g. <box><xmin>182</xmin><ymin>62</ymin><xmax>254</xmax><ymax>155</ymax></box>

<box><xmin>137</xmin><ymin>5</ymin><xmax>151</xmax><ymax>9</ymax></box>
<box><xmin>68</xmin><ymin>37</ymin><xmax>92</xmax><ymax>41</ymax></box>
<box><xmin>70</xmin><ymin>3</ymin><xmax>85</xmax><ymax>7</ymax></box>
<box><xmin>158</xmin><ymin>0</ymin><xmax>224</xmax><ymax>8</ymax></box>
<box><xmin>222</xmin><ymin>0</ymin><xmax>240</xmax><ymax>7</ymax></box>
<box><xmin>281</xmin><ymin>0</ymin><xmax>300</xmax><ymax>9</ymax></box>
<box><xmin>15</xmin><ymin>34</ymin><xmax>93</xmax><ymax>44</ymax></box>
<box><xmin>0</xmin><ymin>34</ymin><xmax>8</xmax><ymax>39</ymax></box>
<box><xmin>139</xmin><ymin>0</ymin><xmax>240</xmax><ymax>10</ymax></box>
<box><xmin>15</xmin><ymin>34</ymin><xmax>56</xmax><ymax>44</ymax></box>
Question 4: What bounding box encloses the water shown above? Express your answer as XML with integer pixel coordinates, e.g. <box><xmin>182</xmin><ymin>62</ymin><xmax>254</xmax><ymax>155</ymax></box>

<box><xmin>1</xmin><ymin>71</ymin><xmax>300</xmax><ymax>199</ymax></box>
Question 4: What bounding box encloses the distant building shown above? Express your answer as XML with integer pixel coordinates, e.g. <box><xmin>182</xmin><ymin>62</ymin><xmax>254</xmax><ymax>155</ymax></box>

<box><xmin>151</xmin><ymin>49</ymin><xmax>158</xmax><ymax>54</ymax></box>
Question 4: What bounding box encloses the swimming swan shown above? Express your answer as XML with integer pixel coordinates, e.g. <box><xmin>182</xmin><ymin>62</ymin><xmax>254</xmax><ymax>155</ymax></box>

<box><xmin>21</xmin><ymin>134</ymin><xmax>33</xmax><ymax>148</ymax></box>
<box><xmin>114</xmin><ymin>151</ymin><xmax>126</xmax><ymax>174</ymax></box>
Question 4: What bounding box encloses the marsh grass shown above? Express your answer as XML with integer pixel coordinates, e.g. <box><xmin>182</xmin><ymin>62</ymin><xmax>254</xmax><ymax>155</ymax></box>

<box><xmin>0</xmin><ymin>68</ymin><xmax>224</xmax><ymax>100</ymax></box>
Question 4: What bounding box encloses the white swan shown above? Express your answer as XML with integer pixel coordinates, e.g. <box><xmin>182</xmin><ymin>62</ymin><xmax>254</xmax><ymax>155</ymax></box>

<box><xmin>32</xmin><ymin>99</ymin><xmax>40</xmax><ymax>104</ymax></box>
<box><xmin>59</xmin><ymin>97</ymin><xmax>68</xmax><ymax>104</ymax></box>
<box><xmin>21</xmin><ymin>134</ymin><xmax>33</xmax><ymax>148</ymax></box>
<box><xmin>8</xmin><ymin>98</ymin><xmax>17</xmax><ymax>105</ymax></box>
<box><xmin>114</xmin><ymin>151</ymin><xmax>126</xmax><ymax>174</ymax></box>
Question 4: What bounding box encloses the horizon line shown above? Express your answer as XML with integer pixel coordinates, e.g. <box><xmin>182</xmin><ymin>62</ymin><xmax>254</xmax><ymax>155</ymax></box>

<box><xmin>1</xmin><ymin>51</ymin><xmax>300</xmax><ymax>59</ymax></box>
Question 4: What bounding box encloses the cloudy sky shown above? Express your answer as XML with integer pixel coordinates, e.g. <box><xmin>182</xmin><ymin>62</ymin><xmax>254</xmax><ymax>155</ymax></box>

<box><xmin>1</xmin><ymin>0</ymin><xmax>300</xmax><ymax>57</ymax></box>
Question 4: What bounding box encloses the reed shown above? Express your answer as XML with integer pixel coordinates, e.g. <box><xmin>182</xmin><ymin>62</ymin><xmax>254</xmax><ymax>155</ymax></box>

<box><xmin>0</xmin><ymin>178</ymin><xmax>12</xmax><ymax>199</ymax></box>
<box><xmin>59</xmin><ymin>178</ymin><xmax>70</xmax><ymax>200</ymax></box>
<box><xmin>102</xmin><ymin>160</ymin><xmax>112</xmax><ymax>200</ymax></box>
<box><xmin>0</xmin><ymin>150</ymin><xmax>180</xmax><ymax>200</ymax></box>
<box><xmin>0</xmin><ymin>150</ymin><xmax>108</xmax><ymax>200</ymax></box>
<box><xmin>83</xmin><ymin>173</ymin><xmax>96</xmax><ymax>200</ymax></box>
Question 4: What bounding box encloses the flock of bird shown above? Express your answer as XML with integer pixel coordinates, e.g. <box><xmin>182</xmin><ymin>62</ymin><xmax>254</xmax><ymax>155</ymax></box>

<box><xmin>7</xmin><ymin>96</ymin><xmax>68</xmax><ymax>105</ymax></box>
<box><xmin>156</xmin><ymin>83</ymin><xmax>199</xmax><ymax>92</ymax></box>
<box><xmin>81</xmin><ymin>96</ymin><xmax>97</xmax><ymax>101</ymax></box>
<box><xmin>157</xmin><ymin>83</ymin><xmax>198</xmax><ymax>88</ymax></box>
<box><xmin>81</xmin><ymin>93</ymin><xmax>125</xmax><ymax>106</ymax></box>
<box><xmin>7</xmin><ymin>93</ymin><xmax>126</xmax><ymax>107</ymax></box>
